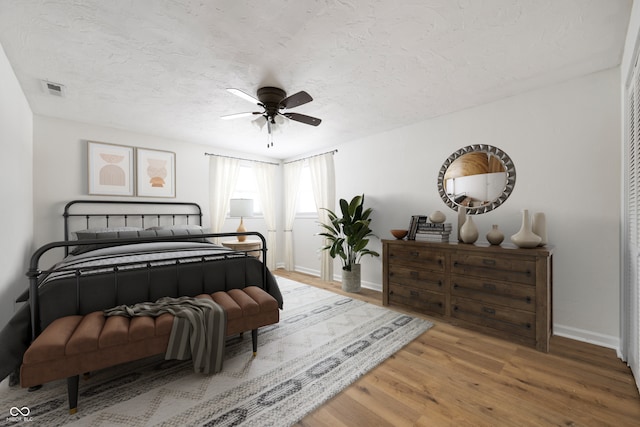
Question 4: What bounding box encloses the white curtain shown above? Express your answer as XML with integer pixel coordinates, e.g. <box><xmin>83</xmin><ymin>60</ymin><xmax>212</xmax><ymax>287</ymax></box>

<box><xmin>252</xmin><ymin>162</ymin><xmax>278</xmax><ymax>270</ymax></box>
<box><xmin>208</xmin><ymin>156</ymin><xmax>240</xmax><ymax>239</ymax></box>
<box><xmin>309</xmin><ymin>153</ymin><xmax>336</xmax><ymax>281</ymax></box>
<box><xmin>283</xmin><ymin>160</ymin><xmax>304</xmax><ymax>270</ymax></box>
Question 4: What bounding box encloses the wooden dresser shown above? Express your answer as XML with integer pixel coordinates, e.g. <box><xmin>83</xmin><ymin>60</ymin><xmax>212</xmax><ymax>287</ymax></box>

<box><xmin>382</xmin><ymin>239</ymin><xmax>553</xmax><ymax>352</ymax></box>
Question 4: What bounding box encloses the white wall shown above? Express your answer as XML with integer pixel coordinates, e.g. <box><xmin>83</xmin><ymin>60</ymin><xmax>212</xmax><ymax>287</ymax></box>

<box><xmin>31</xmin><ymin>116</ymin><xmax>276</xmax><ymax>267</ymax></box>
<box><xmin>294</xmin><ymin>68</ymin><xmax>621</xmax><ymax>349</ymax></box>
<box><xmin>0</xmin><ymin>43</ymin><xmax>33</xmax><ymax>330</ymax></box>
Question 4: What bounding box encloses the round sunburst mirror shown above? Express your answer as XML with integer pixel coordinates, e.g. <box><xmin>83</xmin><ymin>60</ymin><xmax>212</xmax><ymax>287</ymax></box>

<box><xmin>437</xmin><ymin>145</ymin><xmax>516</xmax><ymax>215</ymax></box>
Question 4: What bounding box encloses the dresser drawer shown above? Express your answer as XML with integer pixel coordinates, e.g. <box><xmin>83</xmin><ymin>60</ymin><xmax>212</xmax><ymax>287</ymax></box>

<box><xmin>451</xmin><ymin>253</ymin><xmax>536</xmax><ymax>285</ymax></box>
<box><xmin>451</xmin><ymin>296</ymin><xmax>535</xmax><ymax>339</ymax></box>
<box><xmin>389</xmin><ymin>283</ymin><xmax>445</xmax><ymax>315</ymax></box>
<box><xmin>389</xmin><ymin>264</ymin><xmax>444</xmax><ymax>293</ymax></box>
<box><xmin>450</xmin><ymin>275</ymin><xmax>536</xmax><ymax>312</ymax></box>
<box><xmin>388</xmin><ymin>245</ymin><xmax>445</xmax><ymax>271</ymax></box>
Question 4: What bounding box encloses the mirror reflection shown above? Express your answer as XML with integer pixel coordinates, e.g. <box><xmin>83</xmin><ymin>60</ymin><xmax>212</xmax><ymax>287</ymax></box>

<box><xmin>437</xmin><ymin>145</ymin><xmax>515</xmax><ymax>215</ymax></box>
<box><xmin>444</xmin><ymin>152</ymin><xmax>507</xmax><ymax>208</ymax></box>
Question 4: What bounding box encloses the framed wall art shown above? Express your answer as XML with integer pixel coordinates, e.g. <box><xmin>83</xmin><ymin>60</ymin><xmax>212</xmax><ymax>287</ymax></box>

<box><xmin>88</xmin><ymin>141</ymin><xmax>135</xmax><ymax>196</ymax></box>
<box><xmin>136</xmin><ymin>148</ymin><xmax>176</xmax><ymax>198</ymax></box>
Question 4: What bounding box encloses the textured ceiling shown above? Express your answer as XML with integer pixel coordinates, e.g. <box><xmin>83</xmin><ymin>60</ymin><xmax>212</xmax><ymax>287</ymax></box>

<box><xmin>0</xmin><ymin>0</ymin><xmax>633</xmax><ymax>159</ymax></box>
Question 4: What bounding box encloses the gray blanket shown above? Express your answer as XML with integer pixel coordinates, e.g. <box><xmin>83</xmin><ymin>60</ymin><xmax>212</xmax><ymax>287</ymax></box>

<box><xmin>104</xmin><ymin>296</ymin><xmax>227</xmax><ymax>374</ymax></box>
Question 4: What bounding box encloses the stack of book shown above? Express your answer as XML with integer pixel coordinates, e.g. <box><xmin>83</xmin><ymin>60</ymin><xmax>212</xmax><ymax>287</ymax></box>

<box><xmin>408</xmin><ymin>215</ymin><xmax>452</xmax><ymax>242</ymax></box>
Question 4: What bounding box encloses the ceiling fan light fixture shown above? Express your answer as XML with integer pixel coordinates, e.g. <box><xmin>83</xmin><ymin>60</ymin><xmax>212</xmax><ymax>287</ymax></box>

<box><xmin>223</xmin><ymin>86</ymin><xmax>321</xmax><ymax>148</ymax></box>
<box><xmin>274</xmin><ymin>114</ymin><xmax>286</xmax><ymax>126</ymax></box>
<box><xmin>252</xmin><ymin>115</ymin><xmax>266</xmax><ymax>130</ymax></box>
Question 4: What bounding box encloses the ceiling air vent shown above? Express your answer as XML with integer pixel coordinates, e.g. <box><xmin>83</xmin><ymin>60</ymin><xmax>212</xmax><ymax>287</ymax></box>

<box><xmin>40</xmin><ymin>80</ymin><xmax>66</xmax><ymax>97</ymax></box>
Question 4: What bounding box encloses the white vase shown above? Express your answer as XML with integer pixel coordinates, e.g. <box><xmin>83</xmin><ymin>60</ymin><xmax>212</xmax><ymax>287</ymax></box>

<box><xmin>511</xmin><ymin>209</ymin><xmax>542</xmax><ymax>248</ymax></box>
<box><xmin>486</xmin><ymin>224</ymin><xmax>504</xmax><ymax>245</ymax></box>
<box><xmin>457</xmin><ymin>206</ymin><xmax>467</xmax><ymax>242</ymax></box>
<box><xmin>532</xmin><ymin>212</ymin><xmax>548</xmax><ymax>246</ymax></box>
<box><xmin>342</xmin><ymin>264</ymin><xmax>361</xmax><ymax>293</ymax></box>
<box><xmin>460</xmin><ymin>215</ymin><xmax>479</xmax><ymax>244</ymax></box>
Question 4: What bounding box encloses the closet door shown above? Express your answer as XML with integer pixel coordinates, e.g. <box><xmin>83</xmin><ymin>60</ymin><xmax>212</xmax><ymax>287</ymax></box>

<box><xmin>623</xmin><ymin>59</ymin><xmax>640</xmax><ymax>388</ymax></box>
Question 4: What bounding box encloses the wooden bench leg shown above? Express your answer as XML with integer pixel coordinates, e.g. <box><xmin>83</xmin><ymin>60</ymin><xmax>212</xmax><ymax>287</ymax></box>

<box><xmin>67</xmin><ymin>375</ymin><xmax>79</xmax><ymax>414</ymax></box>
<box><xmin>9</xmin><ymin>368</ymin><xmax>19</xmax><ymax>386</ymax></box>
<box><xmin>251</xmin><ymin>329</ymin><xmax>258</xmax><ymax>357</ymax></box>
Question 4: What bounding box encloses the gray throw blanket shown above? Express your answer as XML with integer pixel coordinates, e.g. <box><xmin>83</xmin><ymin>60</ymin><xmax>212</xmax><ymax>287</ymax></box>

<box><xmin>104</xmin><ymin>296</ymin><xmax>226</xmax><ymax>374</ymax></box>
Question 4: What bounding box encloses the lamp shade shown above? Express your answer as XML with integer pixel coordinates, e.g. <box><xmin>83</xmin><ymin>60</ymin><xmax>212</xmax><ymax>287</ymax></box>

<box><xmin>229</xmin><ymin>199</ymin><xmax>253</xmax><ymax>218</ymax></box>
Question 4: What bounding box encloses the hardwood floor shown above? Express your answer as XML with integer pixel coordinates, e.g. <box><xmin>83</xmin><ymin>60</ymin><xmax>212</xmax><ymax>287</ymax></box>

<box><xmin>274</xmin><ymin>270</ymin><xmax>640</xmax><ymax>427</ymax></box>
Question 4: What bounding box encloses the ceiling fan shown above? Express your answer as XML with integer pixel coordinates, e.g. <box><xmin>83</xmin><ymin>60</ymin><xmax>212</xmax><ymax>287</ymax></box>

<box><xmin>221</xmin><ymin>87</ymin><xmax>321</xmax><ymax>147</ymax></box>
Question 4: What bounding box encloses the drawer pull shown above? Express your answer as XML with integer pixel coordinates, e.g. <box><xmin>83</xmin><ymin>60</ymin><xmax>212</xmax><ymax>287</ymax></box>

<box><xmin>526</xmin><ymin>323</ymin><xmax>532</xmax><ymax>329</ymax></box>
<box><xmin>525</xmin><ymin>296</ymin><xmax>532</xmax><ymax>304</ymax></box>
<box><xmin>410</xmin><ymin>251</ymin><xmax>420</xmax><ymax>257</ymax></box>
<box><xmin>483</xmin><ymin>307</ymin><xmax>496</xmax><ymax>315</ymax></box>
<box><xmin>526</xmin><ymin>270</ymin><xmax>532</xmax><ymax>276</ymax></box>
<box><xmin>438</xmin><ymin>280</ymin><xmax>443</xmax><ymax>286</ymax></box>
<box><xmin>438</xmin><ymin>259</ymin><xmax>443</xmax><ymax>266</ymax></box>
<box><xmin>483</xmin><ymin>283</ymin><xmax>496</xmax><ymax>291</ymax></box>
<box><xmin>389</xmin><ymin>290</ymin><xmax>394</xmax><ymax>295</ymax></box>
<box><xmin>453</xmin><ymin>283</ymin><xmax>459</xmax><ymax>289</ymax></box>
<box><xmin>453</xmin><ymin>305</ymin><xmax>459</xmax><ymax>311</ymax></box>
<box><xmin>482</xmin><ymin>259</ymin><xmax>496</xmax><ymax>266</ymax></box>
<box><xmin>453</xmin><ymin>261</ymin><xmax>459</xmax><ymax>267</ymax></box>
<box><xmin>410</xmin><ymin>290</ymin><xmax>419</xmax><ymax>297</ymax></box>
<box><xmin>437</xmin><ymin>302</ymin><xmax>443</xmax><ymax>308</ymax></box>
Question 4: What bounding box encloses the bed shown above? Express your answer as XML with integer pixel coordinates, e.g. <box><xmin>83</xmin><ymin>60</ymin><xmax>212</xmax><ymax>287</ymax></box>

<box><xmin>0</xmin><ymin>200</ymin><xmax>283</xmax><ymax>383</ymax></box>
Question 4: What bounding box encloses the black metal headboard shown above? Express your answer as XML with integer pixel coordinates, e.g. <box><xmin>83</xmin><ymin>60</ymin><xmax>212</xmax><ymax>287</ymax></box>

<box><xmin>63</xmin><ymin>200</ymin><xmax>204</xmax><ymax>252</ymax></box>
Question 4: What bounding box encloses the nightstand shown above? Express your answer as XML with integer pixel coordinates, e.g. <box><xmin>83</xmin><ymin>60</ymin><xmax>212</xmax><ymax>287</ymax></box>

<box><xmin>221</xmin><ymin>239</ymin><xmax>262</xmax><ymax>260</ymax></box>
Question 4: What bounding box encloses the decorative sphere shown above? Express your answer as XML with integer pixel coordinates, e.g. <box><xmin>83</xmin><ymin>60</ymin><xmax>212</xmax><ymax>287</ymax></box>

<box><xmin>429</xmin><ymin>210</ymin><xmax>446</xmax><ymax>223</ymax></box>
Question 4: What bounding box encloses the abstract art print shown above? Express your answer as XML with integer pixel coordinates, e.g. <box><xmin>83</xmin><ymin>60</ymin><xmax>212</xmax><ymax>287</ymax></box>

<box><xmin>87</xmin><ymin>141</ymin><xmax>135</xmax><ymax>196</ymax></box>
<box><xmin>136</xmin><ymin>148</ymin><xmax>176</xmax><ymax>197</ymax></box>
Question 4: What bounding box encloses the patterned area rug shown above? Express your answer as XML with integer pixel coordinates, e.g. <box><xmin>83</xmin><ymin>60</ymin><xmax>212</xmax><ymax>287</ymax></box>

<box><xmin>0</xmin><ymin>277</ymin><xmax>433</xmax><ymax>426</ymax></box>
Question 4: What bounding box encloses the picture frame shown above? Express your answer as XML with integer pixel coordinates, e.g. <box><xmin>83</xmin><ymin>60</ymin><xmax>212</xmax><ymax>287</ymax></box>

<box><xmin>136</xmin><ymin>148</ymin><xmax>176</xmax><ymax>198</ymax></box>
<box><xmin>88</xmin><ymin>141</ymin><xmax>135</xmax><ymax>196</ymax></box>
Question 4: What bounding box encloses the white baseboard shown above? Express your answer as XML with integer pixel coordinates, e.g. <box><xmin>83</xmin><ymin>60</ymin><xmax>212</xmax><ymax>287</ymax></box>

<box><xmin>554</xmin><ymin>324</ymin><xmax>621</xmax><ymax>355</ymax></box>
<box><xmin>291</xmin><ymin>266</ymin><xmax>383</xmax><ymax>292</ymax></box>
<box><xmin>361</xmin><ymin>281</ymin><xmax>382</xmax><ymax>292</ymax></box>
<box><xmin>293</xmin><ymin>265</ymin><xmax>320</xmax><ymax>277</ymax></box>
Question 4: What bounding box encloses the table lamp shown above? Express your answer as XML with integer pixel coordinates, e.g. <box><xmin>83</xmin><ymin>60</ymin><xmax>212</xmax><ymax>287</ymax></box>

<box><xmin>229</xmin><ymin>198</ymin><xmax>253</xmax><ymax>242</ymax></box>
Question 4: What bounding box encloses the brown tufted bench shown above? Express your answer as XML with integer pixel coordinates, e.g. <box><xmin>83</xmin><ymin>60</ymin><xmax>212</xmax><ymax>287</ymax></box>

<box><xmin>20</xmin><ymin>286</ymin><xmax>279</xmax><ymax>414</ymax></box>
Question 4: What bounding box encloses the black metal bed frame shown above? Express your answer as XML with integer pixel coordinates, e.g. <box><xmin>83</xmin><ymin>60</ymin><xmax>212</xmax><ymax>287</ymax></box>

<box><xmin>63</xmin><ymin>199</ymin><xmax>204</xmax><ymax>254</ymax></box>
<box><xmin>26</xmin><ymin>200</ymin><xmax>268</xmax><ymax>342</ymax></box>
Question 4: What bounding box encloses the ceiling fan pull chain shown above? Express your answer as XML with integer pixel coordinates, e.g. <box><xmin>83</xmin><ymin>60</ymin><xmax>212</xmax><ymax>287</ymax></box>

<box><xmin>267</xmin><ymin>121</ymin><xmax>274</xmax><ymax>147</ymax></box>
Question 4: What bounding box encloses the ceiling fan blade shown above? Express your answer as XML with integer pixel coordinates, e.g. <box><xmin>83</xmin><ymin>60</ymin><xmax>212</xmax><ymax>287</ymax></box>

<box><xmin>227</xmin><ymin>88</ymin><xmax>260</xmax><ymax>105</ymax></box>
<box><xmin>283</xmin><ymin>112</ymin><xmax>321</xmax><ymax>126</ymax></box>
<box><xmin>220</xmin><ymin>111</ymin><xmax>262</xmax><ymax>120</ymax></box>
<box><xmin>280</xmin><ymin>91</ymin><xmax>313</xmax><ymax>109</ymax></box>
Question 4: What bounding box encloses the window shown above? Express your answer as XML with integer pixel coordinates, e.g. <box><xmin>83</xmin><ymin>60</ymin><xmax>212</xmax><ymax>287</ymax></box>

<box><xmin>230</xmin><ymin>164</ymin><xmax>262</xmax><ymax>215</ymax></box>
<box><xmin>296</xmin><ymin>163</ymin><xmax>317</xmax><ymax>216</ymax></box>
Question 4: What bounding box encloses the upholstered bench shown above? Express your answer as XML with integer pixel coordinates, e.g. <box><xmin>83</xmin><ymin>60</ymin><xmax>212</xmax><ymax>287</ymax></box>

<box><xmin>20</xmin><ymin>286</ymin><xmax>279</xmax><ymax>414</ymax></box>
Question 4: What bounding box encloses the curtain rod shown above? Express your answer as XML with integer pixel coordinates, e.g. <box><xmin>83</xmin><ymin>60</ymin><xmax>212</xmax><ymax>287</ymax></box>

<box><xmin>283</xmin><ymin>149</ymin><xmax>338</xmax><ymax>165</ymax></box>
<box><xmin>204</xmin><ymin>152</ymin><xmax>280</xmax><ymax>166</ymax></box>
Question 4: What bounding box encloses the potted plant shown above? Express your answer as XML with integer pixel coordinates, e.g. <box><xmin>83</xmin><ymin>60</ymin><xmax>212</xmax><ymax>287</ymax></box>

<box><xmin>319</xmin><ymin>194</ymin><xmax>380</xmax><ymax>292</ymax></box>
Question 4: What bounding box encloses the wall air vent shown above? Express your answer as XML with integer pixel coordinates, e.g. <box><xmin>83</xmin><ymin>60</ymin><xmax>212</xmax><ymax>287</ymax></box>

<box><xmin>40</xmin><ymin>80</ymin><xmax>66</xmax><ymax>97</ymax></box>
